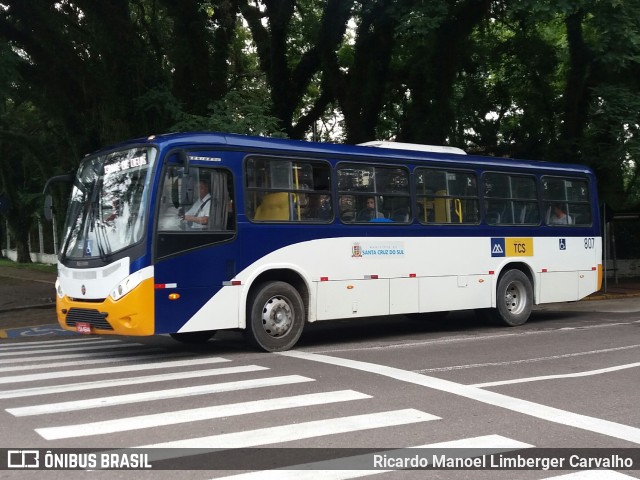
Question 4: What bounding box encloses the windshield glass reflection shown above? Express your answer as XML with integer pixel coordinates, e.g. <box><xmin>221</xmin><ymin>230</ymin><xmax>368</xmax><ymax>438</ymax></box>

<box><xmin>61</xmin><ymin>147</ymin><xmax>156</xmax><ymax>260</ymax></box>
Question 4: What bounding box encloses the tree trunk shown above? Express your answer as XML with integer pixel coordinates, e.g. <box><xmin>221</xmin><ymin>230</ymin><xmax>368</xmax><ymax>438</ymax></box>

<box><xmin>559</xmin><ymin>10</ymin><xmax>593</xmax><ymax>164</ymax></box>
<box><xmin>15</xmin><ymin>238</ymin><xmax>33</xmax><ymax>264</ymax></box>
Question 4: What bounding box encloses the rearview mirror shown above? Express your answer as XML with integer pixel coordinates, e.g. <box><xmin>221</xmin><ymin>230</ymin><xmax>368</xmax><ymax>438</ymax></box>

<box><xmin>44</xmin><ymin>194</ymin><xmax>54</xmax><ymax>221</ymax></box>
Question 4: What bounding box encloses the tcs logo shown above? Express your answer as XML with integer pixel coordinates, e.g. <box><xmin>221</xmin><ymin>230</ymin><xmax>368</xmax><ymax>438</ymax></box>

<box><xmin>491</xmin><ymin>238</ymin><xmax>533</xmax><ymax>257</ymax></box>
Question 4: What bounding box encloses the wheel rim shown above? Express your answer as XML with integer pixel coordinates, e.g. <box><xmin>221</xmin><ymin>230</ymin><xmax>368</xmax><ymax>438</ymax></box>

<box><xmin>503</xmin><ymin>280</ymin><xmax>527</xmax><ymax>315</ymax></box>
<box><xmin>261</xmin><ymin>295</ymin><xmax>294</xmax><ymax>338</ymax></box>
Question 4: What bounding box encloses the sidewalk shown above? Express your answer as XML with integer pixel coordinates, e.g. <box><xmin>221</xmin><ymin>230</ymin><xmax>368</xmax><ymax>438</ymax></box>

<box><xmin>0</xmin><ymin>264</ymin><xmax>58</xmax><ymax>338</ymax></box>
<box><xmin>584</xmin><ymin>278</ymin><xmax>640</xmax><ymax>300</ymax></box>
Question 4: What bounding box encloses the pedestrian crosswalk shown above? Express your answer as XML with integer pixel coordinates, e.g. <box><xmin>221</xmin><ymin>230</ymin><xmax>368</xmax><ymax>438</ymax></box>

<box><xmin>0</xmin><ymin>337</ymin><xmax>635</xmax><ymax>479</ymax></box>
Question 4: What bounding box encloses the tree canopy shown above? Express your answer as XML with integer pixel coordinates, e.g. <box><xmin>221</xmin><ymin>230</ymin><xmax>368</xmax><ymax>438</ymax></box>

<box><xmin>1</xmin><ymin>0</ymin><xmax>640</xmax><ymax>261</ymax></box>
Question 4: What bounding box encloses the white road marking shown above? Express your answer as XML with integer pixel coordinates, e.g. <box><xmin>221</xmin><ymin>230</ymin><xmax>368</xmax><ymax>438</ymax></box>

<box><xmin>307</xmin><ymin>320</ymin><xmax>640</xmax><ymax>355</ymax></box>
<box><xmin>280</xmin><ymin>351</ymin><xmax>640</xmax><ymax>444</ymax></box>
<box><xmin>544</xmin><ymin>471</ymin><xmax>636</xmax><ymax>479</ymax></box>
<box><xmin>212</xmin><ymin>434</ymin><xmax>533</xmax><ymax>480</ymax></box>
<box><xmin>0</xmin><ymin>365</ymin><xmax>269</xmax><ymax>401</ymax></box>
<box><xmin>0</xmin><ymin>356</ymin><xmax>229</xmax><ymax>385</ymax></box>
<box><xmin>8</xmin><ymin>374</ymin><xmax>312</xmax><ymax>416</ymax></box>
<box><xmin>416</xmin><ymin>344</ymin><xmax>640</xmax><ymax>373</ymax></box>
<box><xmin>0</xmin><ymin>342</ymin><xmax>142</xmax><ymax>357</ymax></box>
<box><xmin>137</xmin><ymin>409</ymin><xmax>438</xmax><ymax>456</ymax></box>
<box><xmin>36</xmin><ymin>390</ymin><xmax>370</xmax><ymax>440</ymax></box>
<box><xmin>0</xmin><ymin>338</ymin><xmax>118</xmax><ymax>350</ymax></box>
<box><xmin>0</xmin><ymin>350</ymin><xmax>165</xmax><ymax>364</ymax></box>
<box><xmin>473</xmin><ymin>362</ymin><xmax>640</xmax><ymax>387</ymax></box>
<box><xmin>0</xmin><ymin>351</ymin><xmax>175</xmax><ymax>373</ymax></box>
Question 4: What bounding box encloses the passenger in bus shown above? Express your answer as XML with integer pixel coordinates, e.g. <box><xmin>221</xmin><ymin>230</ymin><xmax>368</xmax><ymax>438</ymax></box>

<box><xmin>305</xmin><ymin>194</ymin><xmax>332</xmax><ymax>221</ymax></box>
<box><xmin>181</xmin><ymin>179</ymin><xmax>211</xmax><ymax>229</ymax></box>
<box><xmin>357</xmin><ymin>196</ymin><xmax>385</xmax><ymax>221</ymax></box>
<box><xmin>549</xmin><ymin>204</ymin><xmax>573</xmax><ymax>225</ymax></box>
<box><xmin>339</xmin><ymin>195</ymin><xmax>356</xmax><ymax>222</ymax></box>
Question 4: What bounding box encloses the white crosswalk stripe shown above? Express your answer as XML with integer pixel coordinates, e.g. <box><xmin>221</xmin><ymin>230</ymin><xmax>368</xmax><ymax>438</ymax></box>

<box><xmin>0</xmin><ymin>355</ymin><xmax>229</xmax><ymax>386</ymax></box>
<box><xmin>138</xmin><ymin>409</ymin><xmax>440</xmax><ymax>454</ymax></box>
<box><xmin>543</xmin><ymin>472</ymin><xmax>637</xmax><ymax>479</ymax></box>
<box><xmin>0</xmin><ymin>337</ymin><xmax>119</xmax><ymax>350</ymax></box>
<box><xmin>0</xmin><ymin>349</ymin><xmax>167</xmax><ymax>365</ymax></box>
<box><xmin>0</xmin><ymin>342</ymin><xmax>143</xmax><ymax>357</ymax></box>
<box><xmin>0</xmin><ymin>350</ymin><xmax>177</xmax><ymax>373</ymax></box>
<box><xmin>35</xmin><ymin>390</ymin><xmax>370</xmax><ymax>440</ymax></box>
<box><xmin>8</xmin><ymin>373</ymin><xmax>312</xmax><ymax>415</ymax></box>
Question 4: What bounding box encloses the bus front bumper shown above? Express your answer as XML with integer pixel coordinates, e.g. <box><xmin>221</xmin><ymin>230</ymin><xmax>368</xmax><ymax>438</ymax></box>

<box><xmin>56</xmin><ymin>277</ymin><xmax>155</xmax><ymax>336</ymax></box>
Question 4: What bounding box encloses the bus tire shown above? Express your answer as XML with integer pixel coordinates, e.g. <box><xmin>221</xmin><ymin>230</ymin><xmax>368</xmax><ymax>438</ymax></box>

<box><xmin>170</xmin><ymin>330</ymin><xmax>216</xmax><ymax>344</ymax></box>
<box><xmin>246</xmin><ymin>281</ymin><xmax>305</xmax><ymax>352</ymax></box>
<box><xmin>491</xmin><ymin>269</ymin><xmax>533</xmax><ymax>326</ymax></box>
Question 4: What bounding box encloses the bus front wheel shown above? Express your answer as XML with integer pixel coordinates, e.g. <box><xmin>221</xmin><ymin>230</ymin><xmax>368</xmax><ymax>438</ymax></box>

<box><xmin>246</xmin><ymin>281</ymin><xmax>305</xmax><ymax>352</ymax></box>
<box><xmin>491</xmin><ymin>269</ymin><xmax>533</xmax><ymax>327</ymax></box>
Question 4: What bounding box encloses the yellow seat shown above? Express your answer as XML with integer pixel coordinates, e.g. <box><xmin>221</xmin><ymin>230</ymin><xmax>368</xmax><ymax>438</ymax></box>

<box><xmin>434</xmin><ymin>190</ymin><xmax>450</xmax><ymax>223</ymax></box>
<box><xmin>254</xmin><ymin>192</ymin><xmax>290</xmax><ymax>220</ymax></box>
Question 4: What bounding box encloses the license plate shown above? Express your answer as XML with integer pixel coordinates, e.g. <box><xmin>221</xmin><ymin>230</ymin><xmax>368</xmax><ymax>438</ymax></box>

<box><xmin>76</xmin><ymin>322</ymin><xmax>92</xmax><ymax>334</ymax></box>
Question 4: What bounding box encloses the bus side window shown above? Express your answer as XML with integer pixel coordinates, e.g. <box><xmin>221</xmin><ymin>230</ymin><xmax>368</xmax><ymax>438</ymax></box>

<box><xmin>246</xmin><ymin>156</ymin><xmax>332</xmax><ymax>223</ymax></box>
<box><xmin>542</xmin><ymin>176</ymin><xmax>591</xmax><ymax>226</ymax></box>
<box><xmin>416</xmin><ymin>168</ymin><xmax>478</xmax><ymax>224</ymax></box>
<box><xmin>157</xmin><ymin>167</ymin><xmax>232</xmax><ymax>232</ymax></box>
<box><xmin>483</xmin><ymin>173</ymin><xmax>536</xmax><ymax>225</ymax></box>
<box><xmin>338</xmin><ymin>164</ymin><xmax>410</xmax><ymax>224</ymax></box>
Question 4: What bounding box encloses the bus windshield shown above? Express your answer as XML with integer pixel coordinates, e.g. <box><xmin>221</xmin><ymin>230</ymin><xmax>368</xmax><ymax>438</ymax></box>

<box><xmin>61</xmin><ymin>147</ymin><xmax>156</xmax><ymax>261</ymax></box>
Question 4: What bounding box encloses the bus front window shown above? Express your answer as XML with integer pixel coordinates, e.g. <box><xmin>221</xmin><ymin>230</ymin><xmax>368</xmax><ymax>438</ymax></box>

<box><xmin>61</xmin><ymin>147</ymin><xmax>156</xmax><ymax>261</ymax></box>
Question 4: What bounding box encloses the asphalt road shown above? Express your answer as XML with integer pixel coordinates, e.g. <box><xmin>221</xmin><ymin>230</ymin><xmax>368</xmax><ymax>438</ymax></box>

<box><xmin>0</xmin><ymin>298</ymin><xmax>639</xmax><ymax>479</ymax></box>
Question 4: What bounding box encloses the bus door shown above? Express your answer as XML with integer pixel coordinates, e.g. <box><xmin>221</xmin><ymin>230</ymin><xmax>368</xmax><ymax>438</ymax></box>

<box><xmin>153</xmin><ymin>155</ymin><xmax>240</xmax><ymax>334</ymax></box>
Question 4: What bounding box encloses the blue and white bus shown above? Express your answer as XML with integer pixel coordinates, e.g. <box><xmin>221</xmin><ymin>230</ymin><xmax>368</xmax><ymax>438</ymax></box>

<box><xmin>46</xmin><ymin>132</ymin><xmax>602</xmax><ymax>351</ymax></box>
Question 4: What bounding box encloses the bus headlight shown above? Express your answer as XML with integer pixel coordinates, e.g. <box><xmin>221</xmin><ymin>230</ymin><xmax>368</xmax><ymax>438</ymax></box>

<box><xmin>55</xmin><ymin>279</ymin><xmax>65</xmax><ymax>299</ymax></box>
<box><xmin>109</xmin><ymin>266</ymin><xmax>154</xmax><ymax>302</ymax></box>
<box><xmin>110</xmin><ymin>277</ymin><xmax>135</xmax><ymax>301</ymax></box>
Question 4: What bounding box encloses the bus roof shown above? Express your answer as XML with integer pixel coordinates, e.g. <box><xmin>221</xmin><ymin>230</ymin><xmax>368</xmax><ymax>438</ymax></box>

<box><xmin>104</xmin><ymin>131</ymin><xmax>595</xmax><ymax>176</ymax></box>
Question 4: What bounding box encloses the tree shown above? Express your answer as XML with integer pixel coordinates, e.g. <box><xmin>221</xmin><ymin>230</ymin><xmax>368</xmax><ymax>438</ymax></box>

<box><xmin>239</xmin><ymin>0</ymin><xmax>354</xmax><ymax>139</ymax></box>
<box><xmin>2</xmin><ymin>0</ymin><xmax>640</xmax><ymax>263</ymax></box>
<box><xmin>395</xmin><ymin>0</ymin><xmax>492</xmax><ymax>145</ymax></box>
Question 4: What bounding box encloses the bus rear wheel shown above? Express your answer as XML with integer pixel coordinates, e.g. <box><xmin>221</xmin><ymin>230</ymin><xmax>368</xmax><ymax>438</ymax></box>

<box><xmin>170</xmin><ymin>330</ymin><xmax>217</xmax><ymax>344</ymax></box>
<box><xmin>490</xmin><ymin>269</ymin><xmax>533</xmax><ymax>326</ymax></box>
<box><xmin>246</xmin><ymin>281</ymin><xmax>305</xmax><ymax>352</ymax></box>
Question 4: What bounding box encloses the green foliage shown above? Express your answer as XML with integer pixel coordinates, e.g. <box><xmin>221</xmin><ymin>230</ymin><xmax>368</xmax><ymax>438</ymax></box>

<box><xmin>172</xmin><ymin>89</ymin><xmax>286</xmax><ymax>137</ymax></box>
<box><xmin>2</xmin><ymin>0</ymin><xmax>640</xmax><ymax>260</ymax></box>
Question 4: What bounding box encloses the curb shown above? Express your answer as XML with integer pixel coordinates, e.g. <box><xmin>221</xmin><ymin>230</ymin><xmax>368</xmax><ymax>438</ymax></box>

<box><xmin>0</xmin><ymin>273</ymin><xmax>56</xmax><ymax>285</ymax></box>
<box><xmin>584</xmin><ymin>292</ymin><xmax>640</xmax><ymax>301</ymax></box>
<box><xmin>0</xmin><ymin>303</ymin><xmax>55</xmax><ymax>314</ymax></box>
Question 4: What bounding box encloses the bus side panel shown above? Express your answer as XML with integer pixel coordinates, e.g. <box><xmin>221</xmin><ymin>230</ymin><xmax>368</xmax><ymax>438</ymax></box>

<box><xmin>578</xmin><ymin>269</ymin><xmax>599</xmax><ymax>299</ymax></box>
<box><xmin>315</xmin><ymin>279</ymin><xmax>390</xmax><ymax>320</ymax></box>
<box><xmin>174</xmin><ymin>285</ymin><xmax>240</xmax><ymax>333</ymax></box>
<box><xmin>539</xmin><ymin>272</ymin><xmax>580</xmax><ymax>303</ymax></box>
<box><xmin>536</xmin><ymin>236</ymin><xmax>601</xmax><ymax>303</ymax></box>
<box><xmin>419</xmin><ymin>275</ymin><xmax>493</xmax><ymax>313</ymax></box>
<box><xmin>390</xmin><ymin>278</ymin><xmax>420</xmax><ymax>314</ymax></box>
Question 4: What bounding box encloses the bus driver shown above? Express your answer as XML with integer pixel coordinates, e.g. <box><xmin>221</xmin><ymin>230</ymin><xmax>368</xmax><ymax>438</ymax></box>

<box><xmin>181</xmin><ymin>179</ymin><xmax>211</xmax><ymax>229</ymax></box>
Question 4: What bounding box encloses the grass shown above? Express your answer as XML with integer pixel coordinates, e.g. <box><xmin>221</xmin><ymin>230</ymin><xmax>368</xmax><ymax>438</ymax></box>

<box><xmin>0</xmin><ymin>258</ymin><xmax>57</xmax><ymax>274</ymax></box>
